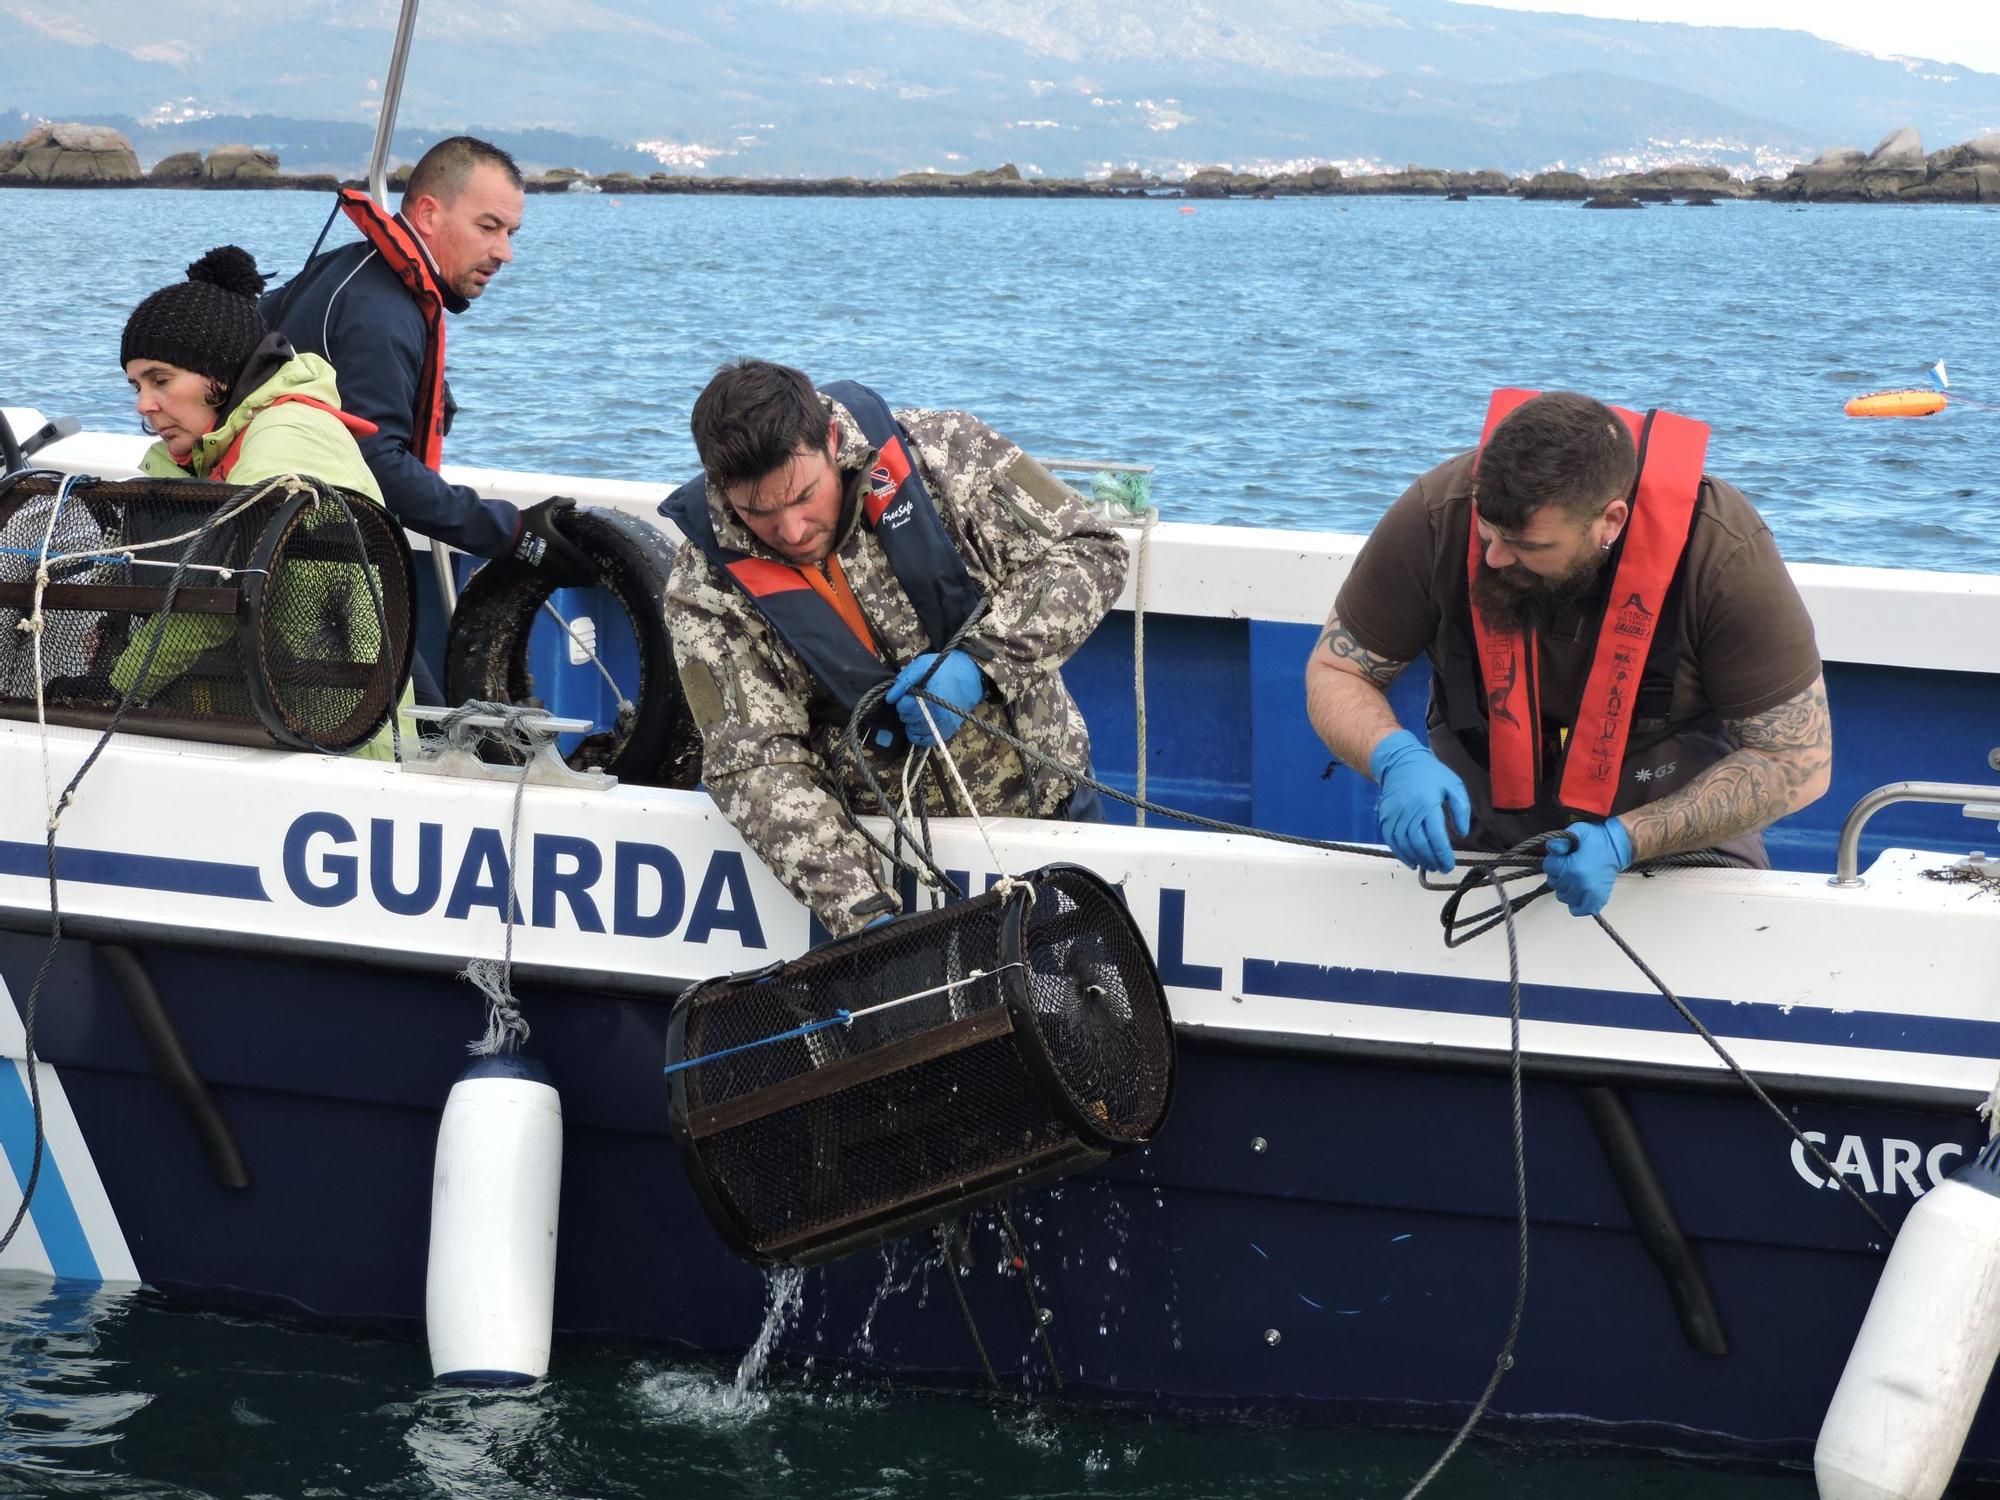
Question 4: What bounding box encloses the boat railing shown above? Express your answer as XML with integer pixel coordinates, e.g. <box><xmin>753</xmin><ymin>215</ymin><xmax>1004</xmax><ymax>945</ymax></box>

<box><xmin>1830</xmin><ymin>768</ymin><xmax>2000</xmax><ymax>886</ymax></box>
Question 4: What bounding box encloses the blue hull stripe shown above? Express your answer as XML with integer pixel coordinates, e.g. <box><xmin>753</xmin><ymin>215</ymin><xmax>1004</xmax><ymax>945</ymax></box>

<box><xmin>0</xmin><ymin>840</ymin><xmax>269</xmax><ymax>902</ymax></box>
<box><xmin>0</xmin><ymin>1063</ymin><xmax>99</xmax><ymax>1281</ymax></box>
<box><xmin>1243</xmin><ymin>961</ymin><xmax>2000</xmax><ymax>1061</ymax></box>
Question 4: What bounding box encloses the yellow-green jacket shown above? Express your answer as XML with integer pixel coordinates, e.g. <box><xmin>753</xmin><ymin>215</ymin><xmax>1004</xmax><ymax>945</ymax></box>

<box><xmin>127</xmin><ymin>346</ymin><xmax>412</xmax><ymax>759</ymax></box>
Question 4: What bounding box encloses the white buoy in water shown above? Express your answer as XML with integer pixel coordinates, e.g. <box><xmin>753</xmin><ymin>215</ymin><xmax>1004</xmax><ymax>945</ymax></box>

<box><xmin>425</xmin><ymin>1053</ymin><xmax>563</xmax><ymax>1385</ymax></box>
<box><xmin>1816</xmin><ymin>1136</ymin><xmax>2000</xmax><ymax>1500</ymax></box>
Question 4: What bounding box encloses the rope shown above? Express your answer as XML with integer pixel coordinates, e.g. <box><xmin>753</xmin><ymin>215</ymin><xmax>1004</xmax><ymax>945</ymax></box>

<box><xmin>1421</xmin><ymin>839</ymin><xmax>1895</xmax><ymax>1242</ymax></box>
<box><xmin>1588</xmin><ymin>909</ymin><xmax>1896</xmax><ymax>1241</ymax></box>
<box><xmin>937</xmin><ymin>1222</ymin><xmax>1000</xmax><ymax>1389</ymax></box>
<box><xmin>1393</xmin><ymin>849</ymin><xmax>1534</xmax><ymax>1499</ymax></box>
<box><xmin>0</xmin><ymin>481</ymin><xmax>247</xmax><ymax>1260</ymax></box>
<box><xmin>828</xmin><ymin>599</ymin><xmax>1000</xmax><ymax>902</ymax></box>
<box><xmin>435</xmin><ymin>700</ymin><xmax>542</xmax><ymax>1055</ymax></box>
<box><xmin>538</xmin><ymin>598</ymin><xmax>633</xmax><ymax>713</ymax></box>
<box><xmin>997</xmin><ymin>1204</ymin><xmax>1064</xmax><ymax>1392</ymax></box>
<box><xmin>1127</xmin><ymin>509</ymin><xmax>1157</xmax><ymax>826</ymax></box>
<box><xmin>0</xmin><ymin>553</ymin><xmax>268</xmax><ymax>579</ymax></box>
<box><xmin>662</xmin><ymin>963</ymin><xmax>1027</xmax><ymax>1077</ymax></box>
<box><xmin>914</xmin><ymin>697</ymin><xmax>1032</xmax><ymax>907</ymax></box>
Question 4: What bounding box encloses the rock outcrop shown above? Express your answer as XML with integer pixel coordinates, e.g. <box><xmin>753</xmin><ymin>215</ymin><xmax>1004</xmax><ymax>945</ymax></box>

<box><xmin>524</xmin><ymin>166</ymin><xmax>589</xmax><ymax>192</ymax></box>
<box><xmin>149</xmin><ymin>150</ymin><xmax>203</xmax><ymax>182</ymax></box>
<box><xmin>1766</xmin><ymin>126</ymin><xmax>2000</xmax><ymax>202</ymax></box>
<box><xmin>1866</xmin><ymin>125</ymin><xmax>1925</xmax><ymax>170</ymax></box>
<box><xmin>202</xmin><ymin>144</ymin><xmax>281</xmax><ymax>182</ymax></box>
<box><xmin>0</xmin><ymin>123</ymin><xmax>141</xmax><ymax>182</ymax></box>
<box><xmin>1519</xmin><ymin>171</ymin><xmax>1592</xmax><ymax>200</ymax></box>
<box><xmin>1591</xmin><ymin>165</ymin><xmax>1749</xmax><ymax>200</ymax></box>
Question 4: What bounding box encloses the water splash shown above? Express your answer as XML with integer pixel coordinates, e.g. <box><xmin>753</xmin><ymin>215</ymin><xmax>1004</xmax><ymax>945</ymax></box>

<box><xmin>853</xmin><ymin>1242</ymin><xmax>929</xmax><ymax>1358</ymax></box>
<box><xmin>733</xmin><ymin>1266</ymin><xmax>805</xmax><ymax>1398</ymax></box>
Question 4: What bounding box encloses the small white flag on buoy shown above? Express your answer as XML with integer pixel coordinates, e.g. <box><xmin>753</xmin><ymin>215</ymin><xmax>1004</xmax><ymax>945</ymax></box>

<box><xmin>1929</xmin><ymin>360</ymin><xmax>1951</xmax><ymax>390</ymax></box>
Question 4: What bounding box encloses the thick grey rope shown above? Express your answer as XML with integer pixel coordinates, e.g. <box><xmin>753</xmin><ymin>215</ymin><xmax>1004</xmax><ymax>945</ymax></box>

<box><xmin>437</xmin><ymin>699</ymin><xmax>540</xmax><ymax>1055</ymax></box>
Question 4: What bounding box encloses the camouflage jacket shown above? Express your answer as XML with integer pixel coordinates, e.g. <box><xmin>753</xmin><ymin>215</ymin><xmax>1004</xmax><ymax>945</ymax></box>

<box><xmin>663</xmin><ymin>395</ymin><xmax>1128</xmax><ymax>936</ymax></box>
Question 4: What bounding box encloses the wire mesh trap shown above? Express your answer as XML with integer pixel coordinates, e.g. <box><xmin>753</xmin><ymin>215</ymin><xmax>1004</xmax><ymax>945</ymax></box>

<box><xmin>0</xmin><ymin>472</ymin><xmax>413</xmax><ymax>752</ymax></box>
<box><xmin>665</xmin><ymin>864</ymin><xmax>1176</xmax><ymax>1267</ymax></box>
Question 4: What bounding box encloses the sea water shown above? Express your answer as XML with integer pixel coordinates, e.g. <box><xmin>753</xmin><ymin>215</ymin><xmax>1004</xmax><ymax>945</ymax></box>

<box><xmin>3</xmin><ymin>187</ymin><xmax>1998</xmax><ymax>1496</ymax></box>
<box><xmin>3</xmin><ymin>188</ymin><xmax>1997</xmax><ymax>572</ymax></box>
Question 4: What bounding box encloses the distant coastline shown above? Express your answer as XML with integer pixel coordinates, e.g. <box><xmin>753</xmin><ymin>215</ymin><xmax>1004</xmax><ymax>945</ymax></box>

<box><xmin>5</xmin><ymin>123</ymin><xmax>1997</xmax><ymax>205</ymax></box>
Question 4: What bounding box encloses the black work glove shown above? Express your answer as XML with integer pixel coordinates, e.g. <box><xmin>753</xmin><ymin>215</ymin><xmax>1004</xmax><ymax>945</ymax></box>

<box><xmin>512</xmin><ymin>496</ymin><xmax>597</xmax><ymax>588</ymax></box>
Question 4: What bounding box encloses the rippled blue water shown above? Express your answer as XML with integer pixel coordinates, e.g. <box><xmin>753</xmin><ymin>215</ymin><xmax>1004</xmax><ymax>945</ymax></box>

<box><xmin>1</xmin><ymin>188</ymin><xmax>1995</xmax><ymax>1497</ymax></box>
<box><xmin>3</xmin><ymin>189</ymin><xmax>1997</xmax><ymax>571</ymax></box>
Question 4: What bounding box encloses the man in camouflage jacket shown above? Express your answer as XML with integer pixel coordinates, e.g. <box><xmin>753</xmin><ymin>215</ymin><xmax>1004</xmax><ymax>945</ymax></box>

<box><xmin>661</xmin><ymin>360</ymin><xmax>1129</xmax><ymax>938</ymax></box>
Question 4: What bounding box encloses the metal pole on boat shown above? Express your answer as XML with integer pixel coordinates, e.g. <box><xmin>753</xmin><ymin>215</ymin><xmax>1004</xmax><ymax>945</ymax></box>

<box><xmin>367</xmin><ymin>0</ymin><xmax>461</xmax><ymax>617</ymax></box>
<box><xmin>367</xmin><ymin>0</ymin><xmax>422</xmax><ymax>209</ymax></box>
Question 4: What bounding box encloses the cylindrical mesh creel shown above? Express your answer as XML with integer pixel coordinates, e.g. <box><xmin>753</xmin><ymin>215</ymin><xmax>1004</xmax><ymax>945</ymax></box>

<box><xmin>0</xmin><ymin>472</ymin><xmax>414</xmax><ymax>752</ymax></box>
<box><xmin>665</xmin><ymin>864</ymin><xmax>1176</xmax><ymax>1267</ymax></box>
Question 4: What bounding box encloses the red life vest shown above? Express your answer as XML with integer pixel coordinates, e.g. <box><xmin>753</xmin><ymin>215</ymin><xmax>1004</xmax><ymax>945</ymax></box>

<box><xmin>209</xmin><ymin>395</ymin><xmax>381</xmax><ymax>483</ymax></box>
<box><xmin>660</xmin><ymin>382</ymin><xmax>984</xmax><ymax>739</ymax></box>
<box><xmin>1468</xmin><ymin>387</ymin><xmax>1708</xmax><ymax>816</ymax></box>
<box><xmin>336</xmin><ymin>187</ymin><xmax>450</xmax><ymax>470</ymax></box>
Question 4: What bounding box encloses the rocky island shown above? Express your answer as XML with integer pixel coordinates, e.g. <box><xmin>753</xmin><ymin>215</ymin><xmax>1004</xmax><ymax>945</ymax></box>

<box><xmin>5</xmin><ymin>123</ymin><xmax>1998</xmax><ymax>205</ymax></box>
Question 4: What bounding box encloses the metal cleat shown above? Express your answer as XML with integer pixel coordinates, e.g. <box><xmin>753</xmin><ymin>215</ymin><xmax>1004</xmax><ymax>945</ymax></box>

<box><xmin>401</xmin><ymin>704</ymin><xmax>616</xmax><ymax>790</ymax></box>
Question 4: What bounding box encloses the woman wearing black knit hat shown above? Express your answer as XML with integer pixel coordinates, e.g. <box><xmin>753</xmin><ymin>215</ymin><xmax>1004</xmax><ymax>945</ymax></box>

<box><xmin>116</xmin><ymin>245</ymin><xmax>410</xmax><ymax>758</ymax></box>
<box><xmin>122</xmin><ymin>245</ymin><xmax>384</xmax><ymax>497</ymax></box>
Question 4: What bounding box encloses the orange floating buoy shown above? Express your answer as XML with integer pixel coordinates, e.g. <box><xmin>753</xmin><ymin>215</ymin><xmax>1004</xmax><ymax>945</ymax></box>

<box><xmin>1844</xmin><ymin>389</ymin><xmax>1949</xmax><ymax>418</ymax></box>
<box><xmin>1178</xmin><ymin>204</ymin><xmax>1197</xmax><ymax>215</ymax></box>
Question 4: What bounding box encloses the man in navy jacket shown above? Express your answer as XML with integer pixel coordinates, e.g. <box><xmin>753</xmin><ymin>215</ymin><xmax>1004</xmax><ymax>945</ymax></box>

<box><xmin>265</xmin><ymin>136</ymin><xmax>592</xmax><ymax>698</ymax></box>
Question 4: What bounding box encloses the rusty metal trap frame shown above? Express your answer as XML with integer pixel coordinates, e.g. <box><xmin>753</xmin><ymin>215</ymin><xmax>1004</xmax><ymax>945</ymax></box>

<box><xmin>0</xmin><ymin>472</ymin><xmax>414</xmax><ymax>753</ymax></box>
<box><xmin>665</xmin><ymin>864</ymin><xmax>1176</xmax><ymax>1267</ymax></box>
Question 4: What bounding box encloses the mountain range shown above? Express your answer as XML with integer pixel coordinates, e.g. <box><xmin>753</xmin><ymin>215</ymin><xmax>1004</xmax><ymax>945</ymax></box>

<box><xmin>3</xmin><ymin>0</ymin><xmax>1998</xmax><ymax>178</ymax></box>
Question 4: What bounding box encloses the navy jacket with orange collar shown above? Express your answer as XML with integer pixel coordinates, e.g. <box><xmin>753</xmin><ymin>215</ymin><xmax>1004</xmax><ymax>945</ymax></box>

<box><xmin>263</xmin><ymin>228</ymin><xmax>519</xmax><ymax>558</ymax></box>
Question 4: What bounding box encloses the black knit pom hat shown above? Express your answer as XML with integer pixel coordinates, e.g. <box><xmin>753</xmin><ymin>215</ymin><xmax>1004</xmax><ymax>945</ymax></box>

<box><xmin>120</xmin><ymin>246</ymin><xmax>269</xmax><ymax>387</ymax></box>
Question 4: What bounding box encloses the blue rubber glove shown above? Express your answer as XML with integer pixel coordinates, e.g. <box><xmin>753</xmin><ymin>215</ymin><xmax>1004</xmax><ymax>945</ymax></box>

<box><xmin>886</xmin><ymin>651</ymin><xmax>985</xmax><ymax>746</ymax></box>
<box><xmin>1542</xmin><ymin>818</ymin><xmax>1634</xmax><ymax>917</ymax></box>
<box><xmin>864</xmin><ymin>913</ymin><xmax>898</xmax><ymax>931</ymax></box>
<box><xmin>1369</xmin><ymin>730</ymin><xmax>1472</xmax><ymax>873</ymax></box>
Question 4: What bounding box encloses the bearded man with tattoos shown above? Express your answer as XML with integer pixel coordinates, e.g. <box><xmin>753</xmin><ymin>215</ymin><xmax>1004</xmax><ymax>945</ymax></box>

<box><xmin>1305</xmin><ymin>389</ymin><xmax>1832</xmax><ymax>916</ymax></box>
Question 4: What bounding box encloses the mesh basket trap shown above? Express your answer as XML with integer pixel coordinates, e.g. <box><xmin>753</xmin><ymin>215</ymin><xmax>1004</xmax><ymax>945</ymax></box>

<box><xmin>0</xmin><ymin>473</ymin><xmax>414</xmax><ymax>752</ymax></box>
<box><xmin>666</xmin><ymin>864</ymin><xmax>1176</xmax><ymax>1267</ymax></box>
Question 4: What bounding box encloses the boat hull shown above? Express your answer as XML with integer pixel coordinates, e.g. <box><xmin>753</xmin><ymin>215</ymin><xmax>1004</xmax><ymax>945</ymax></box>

<box><xmin>3</xmin><ymin>925</ymin><xmax>1989</xmax><ymax>1457</ymax></box>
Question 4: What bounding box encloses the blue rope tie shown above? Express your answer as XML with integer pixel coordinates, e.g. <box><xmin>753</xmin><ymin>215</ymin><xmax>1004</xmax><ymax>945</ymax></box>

<box><xmin>661</xmin><ymin>1009</ymin><xmax>853</xmax><ymax>1077</ymax></box>
<box><xmin>0</xmin><ymin>546</ymin><xmax>125</xmax><ymax>564</ymax></box>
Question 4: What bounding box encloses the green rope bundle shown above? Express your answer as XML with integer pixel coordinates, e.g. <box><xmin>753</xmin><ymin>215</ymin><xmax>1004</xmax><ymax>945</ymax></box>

<box><xmin>1090</xmin><ymin>470</ymin><xmax>1154</xmax><ymax>516</ymax></box>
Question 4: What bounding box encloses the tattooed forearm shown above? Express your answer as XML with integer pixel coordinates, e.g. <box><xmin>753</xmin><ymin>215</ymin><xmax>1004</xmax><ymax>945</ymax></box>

<box><xmin>1619</xmin><ymin>676</ymin><xmax>1833</xmax><ymax>861</ymax></box>
<box><xmin>1304</xmin><ymin>608</ymin><xmax>1412</xmax><ymax>771</ymax></box>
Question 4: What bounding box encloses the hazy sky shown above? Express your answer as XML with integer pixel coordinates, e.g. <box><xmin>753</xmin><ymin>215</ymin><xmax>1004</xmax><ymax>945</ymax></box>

<box><xmin>1474</xmin><ymin>0</ymin><xmax>2000</xmax><ymax>76</ymax></box>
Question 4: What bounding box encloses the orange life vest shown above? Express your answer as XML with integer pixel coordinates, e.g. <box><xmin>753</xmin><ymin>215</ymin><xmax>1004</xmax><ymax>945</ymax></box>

<box><xmin>1468</xmin><ymin>387</ymin><xmax>1708</xmax><ymax>816</ymax></box>
<box><xmin>336</xmin><ymin>187</ymin><xmax>449</xmax><ymax>470</ymax></box>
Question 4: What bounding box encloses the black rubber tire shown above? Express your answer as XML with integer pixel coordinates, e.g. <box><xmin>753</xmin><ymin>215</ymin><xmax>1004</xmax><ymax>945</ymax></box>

<box><xmin>443</xmin><ymin>505</ymin><xmax>702</xmax><ymax>788</ymax></box>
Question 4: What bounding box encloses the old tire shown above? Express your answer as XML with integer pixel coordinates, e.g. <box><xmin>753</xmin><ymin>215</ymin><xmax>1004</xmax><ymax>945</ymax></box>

<box><xmin>443</xmin><ymin>505</ymin><xmax>701</xmax><ymax>788</ymax></box>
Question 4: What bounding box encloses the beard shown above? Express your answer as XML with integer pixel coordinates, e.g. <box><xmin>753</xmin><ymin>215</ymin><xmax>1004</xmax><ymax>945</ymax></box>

<box><xmin>1471</xmin><ymin>547</ymin><xmax>1609</xmax><ymax>634</ymax></box>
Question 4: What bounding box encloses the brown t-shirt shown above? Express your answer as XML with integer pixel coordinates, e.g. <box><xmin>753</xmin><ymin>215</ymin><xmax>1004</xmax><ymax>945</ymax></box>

<box><xmin>1334</xmin><ymin>450</ymin><xmax>1822</xmax><ymax>854</ymax></box>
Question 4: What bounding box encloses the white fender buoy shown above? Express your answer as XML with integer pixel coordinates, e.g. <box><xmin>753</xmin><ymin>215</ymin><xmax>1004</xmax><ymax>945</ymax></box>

<box><xmin>425</xmin><ymin>1053</ymin><xmax>563</xmax><ymax>1385</ymax></box>
<box><xmin>1816</xmin><ymin>1137</ymin><xmax>2000</xmax><ymax>1500</ymax></box>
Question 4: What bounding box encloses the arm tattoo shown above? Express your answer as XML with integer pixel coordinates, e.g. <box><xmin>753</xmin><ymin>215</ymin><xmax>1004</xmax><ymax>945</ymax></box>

<box><xmin>1621</xmin><ymin>677</ymin><xmax>1832</xmax><ymax>859</ymax></box>
<box><xmin>1729</xmin><ymin>678</ymin><xmax>1833</xmax><ymax>762</ymax></box>
<box><xmin>1313</xmin><ymin>615</ymin><xmax>1406</xmax><ymax>688</ymax></box>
